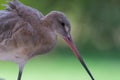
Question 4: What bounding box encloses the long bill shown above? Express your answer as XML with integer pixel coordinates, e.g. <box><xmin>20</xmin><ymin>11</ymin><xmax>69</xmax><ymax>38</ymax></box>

<box><xmin>64</xmin><ymin>34</ymin><xmax>94</xmax><ymax>80</ymax></box>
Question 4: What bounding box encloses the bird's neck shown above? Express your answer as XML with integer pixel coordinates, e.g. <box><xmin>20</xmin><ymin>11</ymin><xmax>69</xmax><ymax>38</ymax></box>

<box><xmin>32</xmin><ymin>27</ymin><xmax>57</xmax><ymax>56</ymax></box>
<box><xmin>28</xmin><ymin>17</ymin><xmax>57</xmax><ymax>53</ymax></box>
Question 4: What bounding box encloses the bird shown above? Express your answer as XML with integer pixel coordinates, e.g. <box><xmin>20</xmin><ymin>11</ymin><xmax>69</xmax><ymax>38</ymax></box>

<box><xmin>0</xmin><ymin>0</ymin><xmax>94</xmax><ymax>80</ymax></box>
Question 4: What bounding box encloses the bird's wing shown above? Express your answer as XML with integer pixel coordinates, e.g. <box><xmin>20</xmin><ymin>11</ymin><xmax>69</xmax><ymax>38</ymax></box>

<box><xmin>0</xmin><ymin>10</ymin><xmax>36</xmax><ymax>50</ymax></box>
<box><xmin>0</xmin><ymin>0</ymin><xmax>42</xmax><ymax>42</ymax></box>
<box><xmin>0</xmin><ymin>10</ymin><xmax>21</xmax><ymax>42</ymax></box>
<box><xmin>0</xmin><ymin>0</ymin><xmax>42</xmax><ymax>48</ymax></box>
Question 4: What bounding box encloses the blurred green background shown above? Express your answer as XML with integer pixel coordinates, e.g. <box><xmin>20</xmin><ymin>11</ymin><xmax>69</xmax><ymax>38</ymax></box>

<box><xmin>0</xmin><ymin>0</ymin><xmax>120</xmax><ymax>80</ymax></box>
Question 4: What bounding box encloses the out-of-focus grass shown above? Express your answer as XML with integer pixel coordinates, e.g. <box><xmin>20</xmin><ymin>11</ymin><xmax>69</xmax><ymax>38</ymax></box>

<box><xmin>0</xmin><ymin>51</ymin><xmax>120</xmax><ymax>80</ymax></box>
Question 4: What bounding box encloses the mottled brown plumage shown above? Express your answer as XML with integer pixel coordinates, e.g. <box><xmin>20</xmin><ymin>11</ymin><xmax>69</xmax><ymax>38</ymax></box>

<box><xmin>0</xmin><ymin>0</ymin><xmax>94</xmax><ymax>80</ymax></box>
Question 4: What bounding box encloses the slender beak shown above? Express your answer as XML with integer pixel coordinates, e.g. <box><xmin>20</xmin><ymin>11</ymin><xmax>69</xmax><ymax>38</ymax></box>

<box><xmin>64</xmin><ymin>34</ymin><xmax>94</xmax><ymax>80</ymax></box>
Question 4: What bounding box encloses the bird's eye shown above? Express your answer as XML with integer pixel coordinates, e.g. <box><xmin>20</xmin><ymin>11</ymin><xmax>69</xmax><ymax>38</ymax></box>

<box><xmin>61</xmin><ymin>22</ymin><xmax>65</xmax><ymax>27</ymax></box>
<box><xmin>60</xmin><ymin>22</ymin><xmax>69</xmax><ymax>32</ymax></box>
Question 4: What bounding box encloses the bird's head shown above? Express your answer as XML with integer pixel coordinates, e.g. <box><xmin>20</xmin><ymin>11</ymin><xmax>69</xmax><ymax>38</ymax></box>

<box><xmin>45</xmin><ymin>11</ymin><xmax>71</xmax><ymax>37</ymax></box>
<box><xmin>45</xmin><ymin>11</ymin><xmax>94</xmax><ymax>80</ymax></box>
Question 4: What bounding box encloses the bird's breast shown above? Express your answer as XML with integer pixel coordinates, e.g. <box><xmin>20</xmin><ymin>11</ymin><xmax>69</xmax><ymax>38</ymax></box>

<box><xmin>30</xmin><ymin>31</ymin><xmax>57</xmax><ymax>57</ymax></box>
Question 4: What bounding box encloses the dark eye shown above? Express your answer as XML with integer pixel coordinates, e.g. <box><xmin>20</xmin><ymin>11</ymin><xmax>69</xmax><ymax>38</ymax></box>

<box><xmin>61</xmin><ymin>22</ymin><xmax>65</xmax><ymax>26</ymax></box>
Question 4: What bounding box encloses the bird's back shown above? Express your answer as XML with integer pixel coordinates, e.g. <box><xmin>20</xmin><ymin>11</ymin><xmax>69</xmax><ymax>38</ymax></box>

<box><xmin>8</xmin><ymin>0</ymin><xmax>44</xmax><ymax>25</ymax></box>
